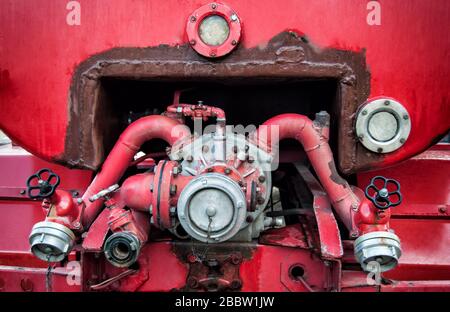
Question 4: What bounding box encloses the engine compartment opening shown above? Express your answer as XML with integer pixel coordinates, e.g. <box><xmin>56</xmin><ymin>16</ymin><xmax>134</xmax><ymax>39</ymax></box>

<box><xmin>97</xmin><ymin>78</ymin><xmax>340</xmax><ymax>162</ymax></box>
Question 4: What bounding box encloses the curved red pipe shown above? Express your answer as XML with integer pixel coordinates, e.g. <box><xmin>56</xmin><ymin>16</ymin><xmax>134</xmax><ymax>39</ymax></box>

<box><xmin>255</xmin><ymin>113</ymin><xmax>359</xmax><ymax>229</ymax></box>
<box><xmin>80</xmin><ymin>115</ymin><xmax>191</xmax><ymax>226</ymax></box>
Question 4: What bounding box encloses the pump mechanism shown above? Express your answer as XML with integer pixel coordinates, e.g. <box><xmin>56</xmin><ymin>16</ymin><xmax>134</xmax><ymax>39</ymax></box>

<box><xmin>25</xmin><ymin>96</ymin><xmax>404</xmax><ymax>275</ymax></box>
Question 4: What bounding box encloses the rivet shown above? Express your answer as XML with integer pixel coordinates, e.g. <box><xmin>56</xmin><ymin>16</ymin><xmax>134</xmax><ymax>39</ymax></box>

<box><xmin>377</xmin><ymin>148</ymin><xmax>383</xmax><ymax>153</ymax></box>
<box><xmin>400</xmin><ymin>138</ymin><xmax>406</xmax><ymax>144</ymax></box>
<box><xmin>190</xmin><ymin>39</ymin><xmax>196</xmax><ymax>46</ymax></box>
<box><xmin>231</xmin><ymin>40</ymin><xmax>237</xmax><ymax>45</ymax></box>
<box><xmin>211</xmin><ymin>3</ymin><xmax>217</xmax><ymax>9</ymax></box>
<box><xmin>362</xmin><ymin>110</ymin><xmax>368</xmax><ymax>115</ymax></box>
<box><xmin>256</xmin><ymin>196</ymin><xmax>265</xmax><ymax>204</ymax></box>
<box><xmin>190</xmin><ymin>16</ymin><xmax>196</xmax><ymax>22</ymax></box>
<box><xmin>384</xmin><ymin>100</ymin><xmax>390</xmax><ymax>105</ymax></box>
<box><xmin>403</xmin><ymin>114</ymin><xmax>409</xmax><ymax>120</ymax></box>
<box><xmin>187</xmin><ymin>254</ymin><xmax>197</xmax><ymax>263</ymax></box>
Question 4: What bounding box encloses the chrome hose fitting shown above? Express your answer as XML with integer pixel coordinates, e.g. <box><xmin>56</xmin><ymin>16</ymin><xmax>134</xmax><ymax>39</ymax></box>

<box><xmin>103</xmin><ymin>232</ymin><xmax>141</xmax><ymax>268</ymax></box>
<box><xmin>29</xmin><ymin>221</ymin><xmax>75</xmax><ymax>262</ymax></box>
<box><xmin>354</xmin><ymin>231</ymin><xmax>401</xmax><ymax>272</ymax></box>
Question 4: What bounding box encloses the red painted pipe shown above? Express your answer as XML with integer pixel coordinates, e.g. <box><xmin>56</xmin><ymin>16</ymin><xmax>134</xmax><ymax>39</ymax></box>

<box><xmin>255</xmin><ymin>113</ymin><xmax>359</xmax><ymax>230</ymax></box>
<box><xmin>120</xmin><ymin>173</ymin><xmax>155</xmax><ymax>212</ymax></box>
<box><xmin>80</xmin><ymin>115</ymin><xmax>191</xmax><ymax>227</ymax></box>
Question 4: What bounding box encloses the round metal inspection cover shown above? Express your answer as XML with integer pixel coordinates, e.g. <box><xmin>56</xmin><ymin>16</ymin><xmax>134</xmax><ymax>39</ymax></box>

<box><xmin>355</xmin><ymin>98</ymin><xmax>411</xmax><ymax>153</ymax></box>
<box><xmin>177</xmin><ymin>173</ymin><xmax>247</xmax><ymax>243</ymax></box>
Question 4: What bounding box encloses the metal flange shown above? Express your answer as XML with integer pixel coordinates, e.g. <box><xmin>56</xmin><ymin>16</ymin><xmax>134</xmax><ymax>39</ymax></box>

<box><xmin>355</xmin><ymin>98</ymin><xmax>411</xmax><ymax>153</ymax></box>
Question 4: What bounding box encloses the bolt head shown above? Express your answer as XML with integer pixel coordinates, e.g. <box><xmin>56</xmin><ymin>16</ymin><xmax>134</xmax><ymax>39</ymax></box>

<box><xmin>230</xmin><ymin>254</ymin><xmax>242</xmax><ymax>265</ymax></box>
<box><xmin>256</xmin><ymin>196</ymin><xmax>265</xmax><ymax>205</ymax></box>
<box><xmin>378</xmin><ymin>188</ymin><xmax>389</xmax><ymax>198</ymax></box>
<box><xmin>187</xmin><ymin>254</ymin><xmax>197</xmax><ymax>263</ymax></box>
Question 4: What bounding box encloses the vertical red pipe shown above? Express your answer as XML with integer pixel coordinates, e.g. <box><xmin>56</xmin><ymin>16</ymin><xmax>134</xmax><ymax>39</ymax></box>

<box><xmin>256</xmin><ymin>113</ymin><xmax>359</xmax><ymax>229</ymax></box>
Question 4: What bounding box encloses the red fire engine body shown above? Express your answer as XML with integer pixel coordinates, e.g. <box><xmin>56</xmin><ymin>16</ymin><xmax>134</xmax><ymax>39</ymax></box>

<box><xmin>0</xmin><ymin>0</ymin><xmax>449</xmax><ymax>292</ymax></box>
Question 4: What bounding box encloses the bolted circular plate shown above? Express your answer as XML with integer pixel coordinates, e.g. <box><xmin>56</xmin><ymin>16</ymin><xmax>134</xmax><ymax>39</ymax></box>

<box><xmin>355</xmin><ymin>98</ymin><xmax>411</xmax><ymax>153</ymax></box>
<box><xmin>189</xmin><ymin>188</ymin><xmax>234</xmax><ymax>232</ymax></box>
<box><xmin>186</xmin><ymin>2</ymin><xmax>241</xmax><ymax>58</ymax></box>
<box><xmin>177</xmin><ymin>173</ymin><xmax>246</xmax><ymax>243</ymax></box>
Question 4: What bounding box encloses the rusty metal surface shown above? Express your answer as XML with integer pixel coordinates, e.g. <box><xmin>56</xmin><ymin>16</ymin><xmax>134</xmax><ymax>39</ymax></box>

<box><xmin>66</xmin><ymin>31</ymin><xmax>370</xmax><ymax>173</ymax></box>
<box><xmin>295</xmin><ymin>164</ymin><xmax>343</xmax><ymax>259</ymax></box>
<box><xmin>1</xmin><ymin>0</ymin><xmax>449</xmax><ymax>175</ymax></box>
